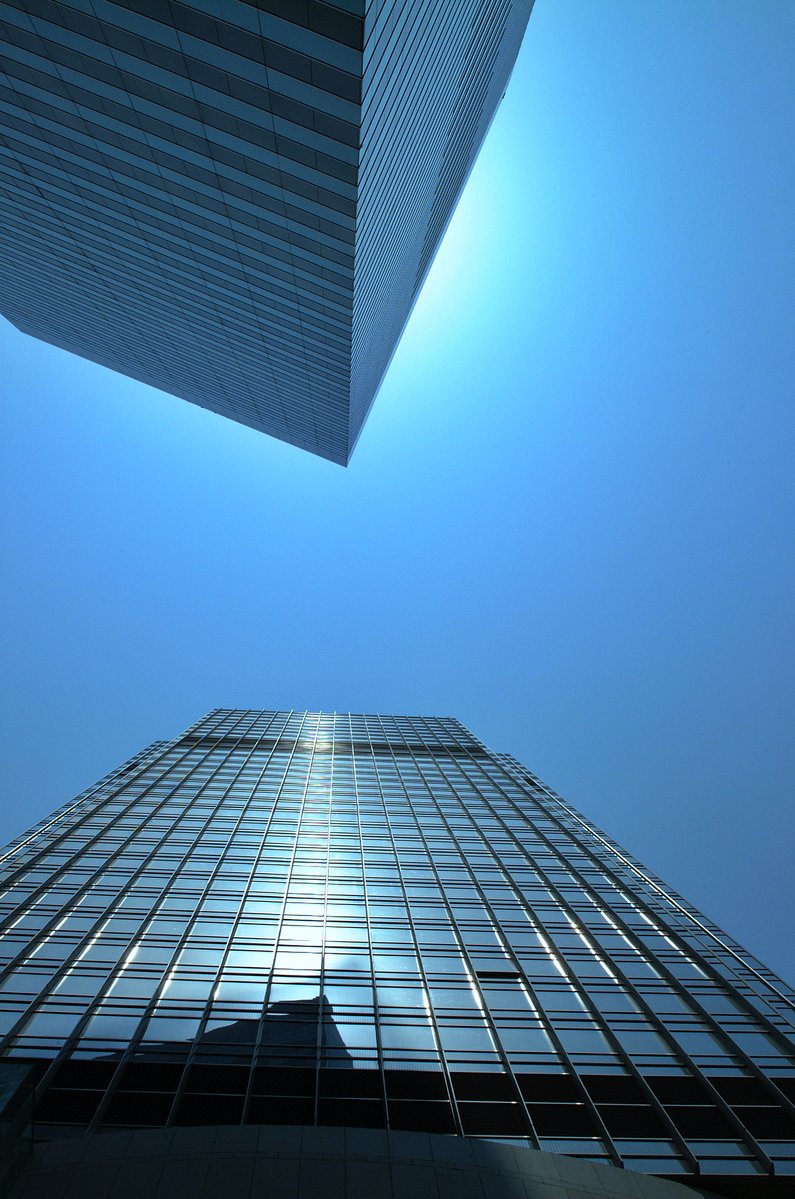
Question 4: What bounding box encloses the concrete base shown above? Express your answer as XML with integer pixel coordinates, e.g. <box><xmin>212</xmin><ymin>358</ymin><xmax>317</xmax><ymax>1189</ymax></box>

<box><xmin>7</xmin><ymin>1124</ymin><xmax>712</xmax><ymax>1199</ymax></box>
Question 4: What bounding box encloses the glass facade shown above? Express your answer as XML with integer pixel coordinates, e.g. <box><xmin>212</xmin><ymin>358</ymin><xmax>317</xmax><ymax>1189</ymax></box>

<box><xmin>0</xmin><ymin>709</ymin><xmax>793</xmax><ymax>1193</ymax></box>
<box><xmin>0</xmin><ymin>1</ymin><xmax>533</xmax><ymax>463</ymax></box>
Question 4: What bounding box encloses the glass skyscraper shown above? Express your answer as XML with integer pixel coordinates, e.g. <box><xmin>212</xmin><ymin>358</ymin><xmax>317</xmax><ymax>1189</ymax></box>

<box><xmin>1</xmin><ymin>709</ymin><xmax>794</xmax><ymax>1197</ymax></box>
<box><xmin>0</xmin><ymin>1</ymin><xmax>533</xmax><ymax>464</ymax></box>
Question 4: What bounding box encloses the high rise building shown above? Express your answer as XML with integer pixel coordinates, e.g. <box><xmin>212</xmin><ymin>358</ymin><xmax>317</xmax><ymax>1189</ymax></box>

<box><xmin>0</xmin><ymin>1</ymin><xmax>533</xmax><ymax>464</ymax></box>
<box><xmin>1</xmin><ymin>710</ymin><xmax>794</xmax><ymax>1197</ymax></box>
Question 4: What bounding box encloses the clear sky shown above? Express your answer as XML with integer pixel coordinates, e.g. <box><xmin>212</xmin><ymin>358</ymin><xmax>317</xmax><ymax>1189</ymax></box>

<box><xmin>1</xmin><ymin>2</ymin><xmax>794</xmax><ymax>984</ymax></box>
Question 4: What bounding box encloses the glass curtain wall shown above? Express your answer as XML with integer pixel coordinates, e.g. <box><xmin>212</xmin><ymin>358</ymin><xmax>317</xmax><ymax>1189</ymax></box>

<box><xmin>0</xmin><ymin>710</ymin><xmax>793</xmax><ymax>1188</ymax></box>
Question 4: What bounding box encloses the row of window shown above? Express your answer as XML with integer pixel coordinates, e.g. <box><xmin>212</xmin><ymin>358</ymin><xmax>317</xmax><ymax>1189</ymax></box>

<box><xmin>2</xmin><ymin>716</ymin><xmax>794</xmax><ymax>1184</ymax></box>
<box><xmin>18</xmin><ymin>1057</ymin><xmax>795</xmax><ymax>1173</ymax></box>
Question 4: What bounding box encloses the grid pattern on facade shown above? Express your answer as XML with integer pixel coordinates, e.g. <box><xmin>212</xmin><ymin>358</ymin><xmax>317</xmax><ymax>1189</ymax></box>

<box><xmin>0</xmin><ymin>0</ymin><xmax>363</xmax><ymax>461</ymax></box>
<box><xmin>1</xmin><ymin>710</ymin><xmax>793</xmax><ymax>1190</ymax></box>
<box><xmin>0</xmin><ymin>1</ymin><xmax>533</xmax><ymax>463</ymax></box>
<box><xmin>0</xmin><ymin>1</ymin><xmax>364</xmax><ymax>458</ymax></box>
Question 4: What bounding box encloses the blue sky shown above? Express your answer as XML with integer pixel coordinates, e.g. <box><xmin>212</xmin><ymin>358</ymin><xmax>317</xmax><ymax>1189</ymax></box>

<box><xmin>1</xmin><ymin>1</ymin><xmax>794</xmax><ymax>983</ymax></box>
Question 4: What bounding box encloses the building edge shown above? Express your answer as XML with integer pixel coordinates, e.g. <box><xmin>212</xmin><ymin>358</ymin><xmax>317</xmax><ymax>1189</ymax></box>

<box><xmin>6</xmin><ymin>1122</ymin><xmax>760</xmax><ymax>1199</ymax></box>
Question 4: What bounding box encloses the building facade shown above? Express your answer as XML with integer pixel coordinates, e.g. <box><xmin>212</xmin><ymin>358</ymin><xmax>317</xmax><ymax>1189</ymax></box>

<box><xmin>0</xmin><ymin>1</ymin><xmax>533</xmax><ymax>464</ymax></box>
<box><xmin>1</xmin><ymin>709</ymin><xmax>794</xmax><ymax>1196</ymax></box>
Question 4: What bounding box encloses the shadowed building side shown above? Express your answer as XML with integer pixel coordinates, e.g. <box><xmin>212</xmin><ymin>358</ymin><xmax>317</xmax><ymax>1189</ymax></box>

<box><xmin>0</xmin><ymin>1</ymin><xmax>534</xmax><ymax>464</ymax></box>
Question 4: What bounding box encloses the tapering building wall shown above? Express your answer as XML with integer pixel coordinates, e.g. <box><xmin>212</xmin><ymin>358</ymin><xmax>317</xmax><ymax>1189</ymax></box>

<box><xmin>1</xmin><ymin>710</ymin><xmax>794</xmax><ymax>1195</ymax></box>
<box><xmin>0</xmin><ymin>2</ymin><xmax>534</xmax><ymax>463</ymax></box>
<box><xmin>348</xmin><ymin>0</ymin><xmax>531</xmax><ymax>448</ymax></box>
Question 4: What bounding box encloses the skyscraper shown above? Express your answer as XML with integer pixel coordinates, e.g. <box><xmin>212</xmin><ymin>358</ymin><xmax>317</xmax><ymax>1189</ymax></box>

<box><xmin>0</xmin><ymin>1</ymin><xmax>533</xmax><ymax>464</ymax></box>
<box><xmin>1</xmin><ymin>710</ymin><xmax>794</xmax><ymax>1197</ymax></box>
